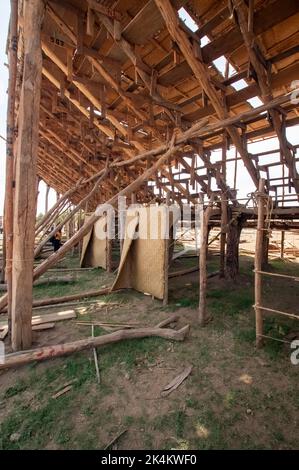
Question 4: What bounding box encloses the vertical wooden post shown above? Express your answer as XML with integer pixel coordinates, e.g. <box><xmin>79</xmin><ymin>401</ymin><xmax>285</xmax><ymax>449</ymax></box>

<box><xmin>1</xmin><ymin>223</ymin><xmax>6</xmax><ymax>284</ymax></box>
<box><xmin>220</xmin><ymin>135</ymin><xmax>227</xmax><ymax>278</ymax></box>
<box><xmin>233</xmin><ymin>147</ymin><xmax>238</xmax><ymax>190</ymax></box>
<box><xmin>11</xmin><ymin>0</ymin><xmax>44</xmax><ymax>351</ymax></box>
<box><xmin>220</xmin><ymin>196</ymin><xmax>227</xmax><ymax>277</ymax></box>
<box><xmin>225</xmin><ymin>210</ymin><xmax>247</xmax><ymax>280</ymax></box>
<box><xmin>106</xmin><ymin>211</ymin><xmax>113</xmax><ymax>273</ymax></box>
<box><xmin>4</xmin><ymin>0</ymin><xmax>18</xmax><ymax>328</ymax></box>
<box><xmin>199</xmin><ymin>195</ymin><xmax>213</xmax><ymax>325</ymax></box>
<box><xmin>255</xmin><ymin>178</ymin><xmax>265</xmax><ymax>348</ymax></box>
<box><xmin>45</xmin><ymin>184</ymin><xmax>50</xmax><ymax>214</ymax></box>
<box><xmin>280</xmin><ymin>230</ymin><xmax>285</xmax><ymax>259</ymax></box>
<box><xmin>163</xmin><ymin>197</ymin><xmax>170</xmax><ymax>306</ymax></box>
<box><xmin>261</xmin><ymin>230</ymin><xmax>269</xmax><ymax>269</ymax></box>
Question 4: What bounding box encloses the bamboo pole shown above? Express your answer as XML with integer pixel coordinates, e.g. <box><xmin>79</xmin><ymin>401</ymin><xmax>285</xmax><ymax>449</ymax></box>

<box><xmin>0</xmin><ymin>325</ymin><xmax>190</xmax><ymax>370</ymax></box>
<box><xmin>11</xmin><ymin>0</ymin><xmax>45</xmax><ymax>351</ymax></box>
<box><xmin>4</xmin><ymin>0</ymin><xmax>18</xmax><ymax>332</ymax></box>
<box><xmin>255</xmin><ymin>179</ymin><xmax>266</xmax><ymax>348</ymax></box>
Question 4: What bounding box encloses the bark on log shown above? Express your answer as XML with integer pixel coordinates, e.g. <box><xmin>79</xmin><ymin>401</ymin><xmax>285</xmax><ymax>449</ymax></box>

<box><xmin>225</xmin><ymin>210</ymin><xmax>247</xmax><ymax>280</ymax></box>
<box><xmin>255</xmin><ymin>179</ymin><xmax>266</xmax><ymax>348</ymax></box>
<box><xmin>0</xmin><ymin>325</ymin><xmax>190</xmax><ymax>370</ymax></box>
<box><xmin>198</xmin><ymin>195</ymin><xmax>214</xmax><ymax>325</ymax></box>
<box><xmin>11</xmin><ymin>0</ymin><xmax>45</xmax><ymax>350</ymax></box>
<box><xmin>4</xmin><ymin>0</ymin><xmax>18</xmax><ymax>333</ymax></box>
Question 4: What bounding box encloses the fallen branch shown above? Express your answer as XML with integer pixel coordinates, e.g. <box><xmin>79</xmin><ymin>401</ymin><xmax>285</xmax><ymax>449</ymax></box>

<box><xmin>0</xmin><ymin>325</ymin><xmax>190</xmax><ymax>370</ymax></box>
<box><xmin>92</xmin><ymin>324</ymin><xmax>100</xmax><ymax>384</ymax></box>
<box><xmin>104</xmin><ymin>429</ymin><xmax>127</xmax><ymax>450</ymax></box>
<box><xmin>52</xmin><ymin>385</ymin><xmax>73</xmax><ymax>399</ymax></box>
<box><xmin>161</xmin><ymin>365</ymin><xmax>193</xmax><ymax>397</ymax></box>
<box><xmin>155</xmin><ymin>314</ymin><xmax>179</xmax><ymax>328</ymax></box>
<box><xmin>31</xmin><ymin>287</ymin><xmax>112</xmax><ymax>308</ymax></box>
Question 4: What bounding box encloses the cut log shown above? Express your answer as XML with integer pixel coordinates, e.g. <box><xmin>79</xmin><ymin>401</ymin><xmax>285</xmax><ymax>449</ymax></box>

<box><xmin>4</xmin><ymin>0</ymin><xmax>18</xmax><ymax>334</ymax></box>
<box><xmin>11</xmin><ymin>0</ymin><xmax>45</xmax><ymax>351</ymax></box>
<box><xmin>0</xmin><ymin>325</ymin><xmax>190</xmax><ymax>370</ymax></box>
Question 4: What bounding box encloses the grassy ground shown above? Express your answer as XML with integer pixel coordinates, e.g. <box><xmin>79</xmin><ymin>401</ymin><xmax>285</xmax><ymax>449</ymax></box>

<box><xmin>0</xmin><ymin>252</ymin><xmax>298</xmax><ymax>450</ymax></box>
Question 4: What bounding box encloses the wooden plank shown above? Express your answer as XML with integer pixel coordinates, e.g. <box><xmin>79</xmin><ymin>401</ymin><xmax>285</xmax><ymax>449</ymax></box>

<box><xmin>122</xmin><ymin>0</ymin><xmax>165</xmax><ymax>45</ymax></box>
<box><xmin>32</xmin><ymin>322</ymin><xmax>55</xmax><ymax>331</ymax></box>
<box><xmin>87</xmin><ymin>0</ymin><xmax>122</xmax><ymax>21</ymax></box>
<box><xmin>0</xmin><ymin>311</ymin><xmax>75</xmax><ymax>330</ymax></box>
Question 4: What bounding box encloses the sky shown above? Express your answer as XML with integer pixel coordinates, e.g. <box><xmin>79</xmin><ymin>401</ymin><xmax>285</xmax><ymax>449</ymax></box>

<box><xmin>0</xmin><ymin>1</ymin><xmax>10</xmax><ymax>216</ymax></box>
<box><xmin>0</xmin><ymin>4</ymin><xmax>298</xmax><ymax>217</ymax></box>
<box><xmin>0</xmin><ymin>1</ymin><xmax>56</xmax><ymax>217</ymax></box>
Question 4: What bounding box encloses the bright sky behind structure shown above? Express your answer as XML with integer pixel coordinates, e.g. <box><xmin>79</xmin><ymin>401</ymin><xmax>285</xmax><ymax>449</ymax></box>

<box><xmin>0</xmin><ymin>4</ymin><xmax>298</xmax><ymax>216</ymax></box>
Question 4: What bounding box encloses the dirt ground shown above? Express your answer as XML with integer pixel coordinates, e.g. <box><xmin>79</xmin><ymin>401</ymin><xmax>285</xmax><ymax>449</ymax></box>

<box><xmin>0</xmin><ymin>232</ymin><xmax>298</xmax><ymax>450</ymax></box>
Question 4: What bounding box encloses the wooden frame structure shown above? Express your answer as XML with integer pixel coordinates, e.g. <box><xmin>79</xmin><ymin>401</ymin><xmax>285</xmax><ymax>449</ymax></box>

<box><xmin>1</xmin><ymin>0</ymin><xmax>299</xmax><ymax>350</ymax></box>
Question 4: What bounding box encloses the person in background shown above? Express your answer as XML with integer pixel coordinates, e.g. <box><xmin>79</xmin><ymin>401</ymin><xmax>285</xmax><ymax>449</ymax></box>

<box><xmin>50</xmin><ymin>229</ymin><xmax>62</xmax><ymax>252</ymax></box>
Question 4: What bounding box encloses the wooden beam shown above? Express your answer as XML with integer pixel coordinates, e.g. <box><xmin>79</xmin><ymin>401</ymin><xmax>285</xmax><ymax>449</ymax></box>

<box><xmin>87</xmin><ymin>0</ymin><xmax>122</xmax><ymax>21</ymax></box>
<box><xmin>154</xmin><ymin>0</ymin><xmax>259</xmax><ymax>187</ymax></box>
<box><xmin>198</xmin><ymin>195</ymin><xmax>214</xmax><ymax>325</ymax></box>
<box><xmin>11</xmin><ymin>0</ymin><xmax>45</xmax><ymax>351</ymax></box>
<box><xmin>4</xmin><ymin>0</ymin><xmax>18</xmax><ymax>332</ymax></box>
<box><xmin>254</xmin><ymin>179</ymin><xmax>266</xmax><ymax>348</ymax></box>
